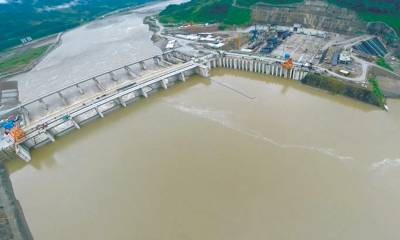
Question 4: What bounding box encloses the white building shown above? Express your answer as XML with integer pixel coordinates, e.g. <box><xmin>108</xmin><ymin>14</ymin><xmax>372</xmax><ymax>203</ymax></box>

<box><xmin>339</xmin><ymin>51</ymin><xmax>351</xmax><ymax>64</ymax></box>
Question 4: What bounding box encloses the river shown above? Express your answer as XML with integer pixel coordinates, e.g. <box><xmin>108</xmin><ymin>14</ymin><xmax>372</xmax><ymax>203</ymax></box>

<box><xmin>6</xmin><ymin>69</ymin><xmax>400</xmax><ymax>239</ymax></box>
<box><xmin>5</xmin><ymin>0</ymin><xmax>400</xmax><ymax>238</ymax></box>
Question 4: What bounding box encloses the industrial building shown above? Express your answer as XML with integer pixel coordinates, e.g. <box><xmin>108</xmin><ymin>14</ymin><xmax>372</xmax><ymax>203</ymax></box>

<box><xmin>353</xmin><ymin>37</ymin><xmax>387</xmax><ymax>57</ymax></box>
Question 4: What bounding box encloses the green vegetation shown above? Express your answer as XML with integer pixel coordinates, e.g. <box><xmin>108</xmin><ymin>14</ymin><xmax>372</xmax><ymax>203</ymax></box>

<box><xmin>368</xmin><ymin>77</ymin><xmax>386</xmax><ymax>106</ymax></box>
<box><xmin>0</xmin><ymin>45</ymin><xmax>50</xmax><ymax>74</ymax></box>
<box><xmin>236</xmin><ymin>0</ymin><xmax>303</xmax><ymax>7</ymax></box>
<box><xmin>160</xmin><ymin>0</ymin><xmax>400</xmax><ymax>36</ymax></box>
<box><xmin>159</xmin><ymin>0</ymin><xmax>251</xmax><ymax>26</ymax></box>
<box><xmin>301</xmin><ymin>73</ymin><xmax>384</xmax><ymax>107</ymax></box>
<box><xmin>0</xmin><ymin>0</ymin><xmax>153</xmax><ymax>51</ymax></box>
<box><xmin>376</xmin><ymin>57</ymin><xmax>394</xmax><ymax>71</ymax></box>
<box><xmin>326</xmin><ymin>0</ymin><xmax>400</xmax><ymax>35</ymax></box>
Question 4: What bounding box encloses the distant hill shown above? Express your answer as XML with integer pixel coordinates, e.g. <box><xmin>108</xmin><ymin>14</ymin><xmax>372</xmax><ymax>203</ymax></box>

<box><xmin>159</xmin><ymin>0</ymin><xmax>400</xmax><ymax>35</ymax></box>
<box><xmin>0</xmin><ymin>0</ymin><xmax>154</xmax><ymax>51</ymax></box>
<box><xmin>159</xmin><ymin>0</ymin><xmax>251</xmax><ymax>26</ymax></box>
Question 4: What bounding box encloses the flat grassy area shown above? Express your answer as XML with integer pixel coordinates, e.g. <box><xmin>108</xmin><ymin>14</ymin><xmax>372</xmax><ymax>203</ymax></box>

<box><xmin>376</xmin><ymin>57</ymin><xmax>394</xmax><ymax>71</ymax></box>
<box><xmin>0</xmin><ymin>45</ymin><xmax>50</xmax><ymax>74</ymax></box>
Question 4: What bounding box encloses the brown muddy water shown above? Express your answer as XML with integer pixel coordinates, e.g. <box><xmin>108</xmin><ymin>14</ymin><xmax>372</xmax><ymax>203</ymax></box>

<box><xmin>7</xmin><ymin>69</ymin><xmax>400</xmax><ymax>240</ymax></box>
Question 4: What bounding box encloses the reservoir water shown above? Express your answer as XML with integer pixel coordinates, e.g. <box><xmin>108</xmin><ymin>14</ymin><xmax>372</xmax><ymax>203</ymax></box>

<box><xmin>7</xmin><ymin>69</ymin><xmax>400</xmax><ymax>240</ymax></box>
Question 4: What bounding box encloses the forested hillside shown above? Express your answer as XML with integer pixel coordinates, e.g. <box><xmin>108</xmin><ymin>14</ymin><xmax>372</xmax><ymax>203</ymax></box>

<box><xmin>0</xmin><ymin>0</ymin><xmax>153</xmax><ymax>51</ymax></box>
<box><xmin>159</xmin><ymin>0</ymin><xmax>251</xmax><ymax>26</ymax></box>
<box><xmin>160</xmin><ymin>0</ymin><xmax>400</xmax><ymax>35</ymax></box>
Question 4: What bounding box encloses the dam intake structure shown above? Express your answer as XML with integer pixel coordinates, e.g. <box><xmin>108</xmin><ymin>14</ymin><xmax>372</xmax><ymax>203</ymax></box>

<box><xmin>0</xmin><ymin>51</ymin><xmax>311</xmax><ymax>162</ymax></box>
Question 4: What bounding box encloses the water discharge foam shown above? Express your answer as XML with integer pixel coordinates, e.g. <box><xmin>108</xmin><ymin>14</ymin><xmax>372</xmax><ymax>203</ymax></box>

<box><xmin>165</xmin><ymin>99</ymin><xmax>354</xmax><ymax>162</ymax></box>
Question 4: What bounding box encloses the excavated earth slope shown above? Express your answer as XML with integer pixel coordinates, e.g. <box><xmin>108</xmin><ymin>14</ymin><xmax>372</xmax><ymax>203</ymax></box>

<box><xmin>252</xmin><ymin>0</ymin><xmax>367</xmax><ymax>34</ymax></box>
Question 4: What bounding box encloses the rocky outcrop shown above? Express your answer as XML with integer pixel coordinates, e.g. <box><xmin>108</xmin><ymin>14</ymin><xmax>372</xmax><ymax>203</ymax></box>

<box><xmin>252</xmin><ymin>0</ymin><xmax>367</xmax><ymax>34</ymax></box>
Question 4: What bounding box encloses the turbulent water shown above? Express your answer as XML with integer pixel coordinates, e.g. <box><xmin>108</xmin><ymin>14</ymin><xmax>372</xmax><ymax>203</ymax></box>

<box><xmin>7</xmin><ymin>69</ymin><xmax>400</xmax><ymax>240</ymax></box>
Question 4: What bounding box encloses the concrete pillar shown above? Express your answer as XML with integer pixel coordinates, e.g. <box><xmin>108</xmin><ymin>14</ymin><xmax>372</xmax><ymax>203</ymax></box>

<box><xmin>21</xmin><ymin>106</ymin><xmax>31</xmax><ymax>126</ymax></box>
<box><xmin>93</xmin><ymin>77</ymin><xmax>105</xmax><ymax>91</ymax></box>
<box><xmin>290</xmin><ymin>69</ymin><xmax>294</xmax><ymax>79</ymax></box>
<box><xmin>96</xmin><ymin>107</ymin><xmax>104</xmax><ymax>118</ymax></box>
<box><xmin>109</xmin><ymin>72</ymin><xmax>118</xmax><ymax>81</ymax></box>
<box><xmin>161</xmin><ymin>79</ymin><xmax>168</xmax><ymax>89</ymax></box>
<box><xmin>141</xmin><ymin>88</ymin><xmax>148</xmax><ymax>98</ymax></box>
<box><xmin>154</xmin><ymin>57</ymin><xmax>161</xmax><ymax>65</ymax></box>
<box><xmin>279</xmin><ymin>66</ymin><xmax>283</xmax><ymax>77</ymax></box>
<box><xmin>125</xmin><ymin>67</ymin><xmax>137</xmax><ymax>78</ymax></box>
<box><xmin>45</xmin><ymin>131</ymin><xmax>55</xmax><ymax>142</ymax></box>
<box><xmin>119</xmin><ymin>97</ymin><xmax>127</xmax><ymax>107</ymax></box>
<box><xmin>58</xmin><ymin>92</ymin><xmax>68</xmax><ymax>106</ymax></box>
<box><xmin>71</xmin><ymin>118</ymin><xmax>80</xmax><ymax>129</ymax></box>
<box><xmin>39</xmin><ymin>98</ymin><xmax>49</xmax><ymax>111</ymax></box>
<box><xmin>293</xmin><ymin>70</ymin><xmax>298</xmax><ymax>80</ymax></box>
<box><xmin>198</xmin><ymin>66</ymin><xmax>209</xmax><ymax>77</ymax></box>
<box><xmin>180</xmin><ymin>72</ymin><xmax>186</xmax><ymax>82</ymax></box>
<box><xmin>218</xmin><ymin>58</ymin><xmax>222</xmax><ymax>67</ymax></box>
<box><xmin>76</xmin><ymin>84</ymin><xmax>85</xmax><ymax>95</ymax></box>
<box><xmin>284</xmin><ymin>69</ymin><xmax>288</xmax><ymax>78</ymax></box>
<box><xmin>139</xmin><ymin>61</ymin><xmax>146</xmax><ymax>70</ymax></box>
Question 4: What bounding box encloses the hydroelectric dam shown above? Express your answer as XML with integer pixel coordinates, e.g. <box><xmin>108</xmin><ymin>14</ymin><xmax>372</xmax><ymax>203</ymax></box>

<box><xmin>0</xmin><ymin>51</ymin><xmax>311</xmax><ymax>162</ymax></box>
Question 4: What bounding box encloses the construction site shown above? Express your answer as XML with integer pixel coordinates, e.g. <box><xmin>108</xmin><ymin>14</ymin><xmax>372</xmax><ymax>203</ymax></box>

<box><xmin>158</xmin><ymin>17</ymin><xmax>399</xmax><ymax>86</ymax></box>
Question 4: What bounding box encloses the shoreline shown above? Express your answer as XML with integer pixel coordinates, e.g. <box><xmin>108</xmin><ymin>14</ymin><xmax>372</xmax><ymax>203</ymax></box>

<box><xmin>0</xmin><ymin>162</ymin><xmax>33</xmax><ymax>240</ymax></box>
<box><xmin>0</xmin><ymin>0</ymin><xmax>184</xmax><ymax>81</ymax></box>
<box><xmin>0</xmin><ymin>33</ymin><xmax>64</xmax><ymax>81</ymax></box>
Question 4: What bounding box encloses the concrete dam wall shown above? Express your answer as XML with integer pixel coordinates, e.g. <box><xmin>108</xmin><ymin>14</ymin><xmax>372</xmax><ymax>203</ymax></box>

<box><xmin>252</xmin><ymin>0</ymin><xmax>367</xmax><ymax>34</ymax></box>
